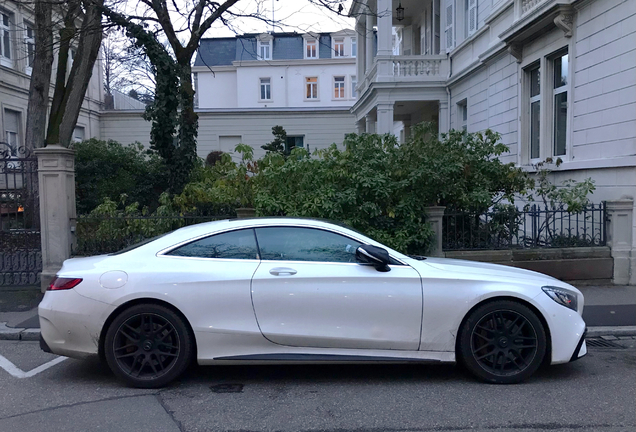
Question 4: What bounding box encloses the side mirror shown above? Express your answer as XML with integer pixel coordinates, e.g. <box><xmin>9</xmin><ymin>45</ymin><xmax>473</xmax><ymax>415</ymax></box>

<box><xmin>356</xmin><ymin>245</ymin><xmax>391</xmax><ymax>272</ymax></box>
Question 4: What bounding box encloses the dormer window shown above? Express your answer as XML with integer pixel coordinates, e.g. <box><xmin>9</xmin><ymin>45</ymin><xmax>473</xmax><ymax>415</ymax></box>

<box><xmin>258</xmin><ymin>40</ymin><xmax>271</xmax><ymax>60</ymax></box>
<box><xmin>256</xmin><ymin>33</ymin><xmax>273</xmax><ymax>61</ymax></box>
<box><xmin>305</xmin><ymin>39</ymin><xmax>317</xmax><ymax>59</ymax></box>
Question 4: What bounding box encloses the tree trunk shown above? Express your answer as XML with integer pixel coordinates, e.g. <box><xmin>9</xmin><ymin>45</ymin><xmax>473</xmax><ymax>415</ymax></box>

<box><xmin>46</xmin><ymin>0</ymin><xmax>80</xmax><ymax>145</ymax></box>
<box><xmin>25</xmin><ymin>0</ymin><xmax>54</xmax><ymax>152</ymax></box>
<box><xmin>58</xmin><ymin>0</ymin><xmax>105</xmax><ymax>146</ymax></box>
<box><xmin>174</xmin><ymin>62</ymin><xmax>198</xmax><ymax>193</ymax></box>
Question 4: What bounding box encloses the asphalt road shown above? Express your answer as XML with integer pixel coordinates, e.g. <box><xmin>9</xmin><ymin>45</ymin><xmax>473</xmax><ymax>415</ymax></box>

<box><xmin>0</xmin><ymin>339</ymin><xmax>634</xmax><ymax>432</ymax></box>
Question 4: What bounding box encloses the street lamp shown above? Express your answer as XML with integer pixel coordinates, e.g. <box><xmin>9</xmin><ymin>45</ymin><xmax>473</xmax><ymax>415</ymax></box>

<box><xmin>396</xmin><ymin>1</ymin><xmax>405</xmax><ymax>21</ymax></box>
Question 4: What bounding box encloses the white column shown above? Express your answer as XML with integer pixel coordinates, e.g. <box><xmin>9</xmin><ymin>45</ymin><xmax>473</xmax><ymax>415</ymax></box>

<box><xmin>356</xmin><ymin>119</ymin><xmax>366</xmax><ymax>134</ymax></box>
<box><xmin>365</xmin><ymin>114</ymin><xmax>375</xmax><ymax>133</ymax></box>
<box><xmin>438</xmin><ymin>100</ymin><xmax>449</xmax><ymax>135</ymax></box>
<box><xmin>606</xmin><ymin>200</ymin><xmax>634</xmax><ymax>285</ymax></box>
<box><xmin>376</xmin><ymin>0</ymin><xmax>393</xmax><ymax>56</ymax></box>
<box><xmin>34</xmin><ymin>145</ymin><xmax>76</xmax><ymax>292</ymax></box>
<box><xmin>365</xmin><ymin>12</ymin><xmax>375</xmax><ymax>72</ymax></box>
<box><xmin>356</xmin><ymin>17</ymin><xmax>367</xmax><ymax>82</ymax></box>
<box><xmin>376</xmin><ymin>102</ymin><xmax>394</xmax><ymax>135</ymax></box>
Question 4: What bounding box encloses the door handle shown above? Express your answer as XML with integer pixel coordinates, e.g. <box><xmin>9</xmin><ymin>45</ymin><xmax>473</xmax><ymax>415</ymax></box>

<box><xmin>269</xmin><ymin>267</ymin><xmax>297</xmax><ymax>276</ymax></box>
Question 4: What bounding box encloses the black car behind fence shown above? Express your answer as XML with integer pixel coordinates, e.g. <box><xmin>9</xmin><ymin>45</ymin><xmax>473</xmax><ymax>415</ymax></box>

<box><xmin>0</xmin><ymin>144</ymin><xmax>41</xmax><ymax>287</ymax></box>
<box><xmin>443</xmin><ymin>203</ymin><xmax>607</xmax><ymax>251</ymax></box>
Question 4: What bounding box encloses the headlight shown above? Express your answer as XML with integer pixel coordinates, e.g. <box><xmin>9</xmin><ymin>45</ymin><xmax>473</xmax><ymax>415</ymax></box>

<box><xmin>542</xmin><ymin>286</ymin><xmax>578</xmax><ymax>312</ymax></box>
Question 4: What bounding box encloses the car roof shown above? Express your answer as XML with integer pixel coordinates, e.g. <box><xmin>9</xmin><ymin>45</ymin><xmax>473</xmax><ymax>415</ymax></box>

<box><xmin>122</xmin><ymin>217</ymin><xmax>409</xmax><ymax>260</ymax></box>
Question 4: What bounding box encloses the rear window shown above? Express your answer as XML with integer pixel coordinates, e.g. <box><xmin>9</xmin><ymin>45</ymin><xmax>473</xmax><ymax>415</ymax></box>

<box><xmin>110</xmin><ymin>233</ymin><xmax>169</xmax><ymax>255</ymax></box>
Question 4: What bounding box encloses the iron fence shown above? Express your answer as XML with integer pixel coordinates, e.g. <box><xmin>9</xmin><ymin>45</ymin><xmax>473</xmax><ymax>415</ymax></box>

<box><xmin>0</xmin><ymin>144</ymin><xmax>41</xmax><ymax>286</ymax></box>
<box><xmin>74</xmin><ymin>213</ymin><xmax>236</xmax><ymax>256</ymax></box>
<box><xmin>442</xmin><ymin>203</ymin><xmax>607</xmax><ymax>251</ymax></box>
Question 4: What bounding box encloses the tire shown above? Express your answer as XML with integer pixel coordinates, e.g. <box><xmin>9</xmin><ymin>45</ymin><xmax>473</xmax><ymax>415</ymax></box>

<box><xmin>104</xmin><ymin>303</ymin><xmax>194</xmax><ymax>388</ymax></box>
<box><xmin>458</xmin><ymin>300</ymin><xmax>547</xmax><ymax>384</ymax></box>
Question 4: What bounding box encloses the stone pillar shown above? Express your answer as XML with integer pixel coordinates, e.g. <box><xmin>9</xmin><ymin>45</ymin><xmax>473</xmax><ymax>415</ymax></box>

<box><xmin>356</xmin><ymin>17</ymin><xmax>367</xmax><ymax>83</ymax></box>
<box><xmin>356</xmin><ymin>119</ymin><xmax>366</xmax><ymax>134</ymax></box>
<box><xmin>365</xmin><ymin>114</ymin><xmax>375</xmax><ymax>133</ymax></box>
<box><xmin>365</xmin><ymin>12</ymin><xmax>375</xmax><ymax>72</ymax></box>
<box><xmin>376</xmin><ymin>0</ymin><xmax>393</xmax><ymax>56</ymax></box>
<box><xmin>35</xmin><ymin>145</ymin><xmax>76</xmax><ymax>292</ymax></box>
<box><xmin>438</xmin><ymin>99</ymin><xmax>449</xmax><ymax>135</ymax></box>
<box><xmin>426</xmin><ymin>206</ymin><xmax>446</xmax><ymax>257</ymax></box>
<box><xmin>376</xmin><ymin>103</ymin><xmax>394</xmax><ymax>135</ymax></box>
<box><xmin>606</xmin><ymin>200</ymin><xmax>634</xmax><ymax>285</ymax></box>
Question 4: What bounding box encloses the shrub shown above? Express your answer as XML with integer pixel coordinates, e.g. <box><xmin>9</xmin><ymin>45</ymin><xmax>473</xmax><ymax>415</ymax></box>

<box><xmin>74</xmin><ymin>139</ymin><xmax>169</xmax><ymax>214</ymax></box>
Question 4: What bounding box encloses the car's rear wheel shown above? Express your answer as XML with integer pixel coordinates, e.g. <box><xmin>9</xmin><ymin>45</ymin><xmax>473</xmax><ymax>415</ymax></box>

<box><xmin>104</xmin><ymin>304</ymin><xmax>193</xmax><ymax>388</ymax></box>
<box><xmin>458</xmin><ymin>300</ymin><xmax>546</xmax><ymax>384</ymax></box>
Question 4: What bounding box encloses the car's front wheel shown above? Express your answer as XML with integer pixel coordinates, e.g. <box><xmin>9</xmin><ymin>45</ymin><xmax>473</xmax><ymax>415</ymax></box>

<box><xmin>104</xmin><ymin>303</ymin><xmax>194</xmax><ymax>388</ymax></box>
<box><xmin>458</xmin><ymin>300</ymin><xmax>547</xmax><ymax>384</ymax></box>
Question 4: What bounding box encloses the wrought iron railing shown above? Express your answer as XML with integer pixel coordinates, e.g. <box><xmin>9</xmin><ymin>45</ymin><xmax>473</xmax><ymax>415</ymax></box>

<box><xmin>443</xmin><ymin>203</ymin><xmax>607</xmax><ymax>251</ymax></box>
<box><xmin>74</xmin><ymin>213</ymin><xmax>236</xmax><ymax>256</ymax></box>
<box><xmin>0</xmin><ymin>144</ymin><xmax>41</xmax><ymax>286</ymax></box>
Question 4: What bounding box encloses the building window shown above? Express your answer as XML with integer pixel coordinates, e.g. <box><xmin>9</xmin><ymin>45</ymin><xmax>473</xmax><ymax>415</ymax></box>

<box><xmin>553</xmin><ymin>51</ymin><xmax>568</xmax><ymax>157</ymax></box>
<box><xmin>285</xmin><ymin>135</ymin><xmax>304</xmax><ymax>153</ymax></box>
<box><xmin>258</xmin><ymin>40</ymin><xmax>271</xmax><ymax>60</ymax></box>
<box><xmin>528</xmin><ymin>64</ymin><xmax>541</xmax><ymax>160</ymax></box>
<box><xmin>305</xmin><ymin>77</ymin><xmax>318</xmax><ymax>99</ymax></box>
<box><xmin>457</xmin><ymin>100</ymin><xmax>467</xmax><ymax>131</ymax></box>
<box><xmin>351</xmin><ymin>75</ymin><xmax>357</xmax><ymax>98</ymax></box>
<box><xmin>351</xmin><ymin>37</ymin><xmax>357</xmax><ymax>57</ymax></box>
<box><xmin>305</xmin><ymin>39</ymin><xmax>317</xmax><ymax>59</ymax></box>
<box><xmin>3</xmin><ymin>109</ymin><xmax>20</xmax><ymax>152</ymax></box>
<box><xmin>334</xmin><ymin>38</ymin><xmax>344</xmax><ymax>57</ymax></box>
<box><xmin>24</xmin><ymin>22</ymin><xmax>35</xmax><ymax>70</ymax></box>
<box><xmin>333</xmin><ymin>76</ymin><xmax>345</xmax><ymax>99</ymax></box>
<box><xmin>73</xmin><ymin>126</ymin><xmax>85</xmax><ymax>142</ymax></box>
<box><xmin>193</xmin><ymin>72</ymin><xmax>199</xmax><ymax>108</ymax></box>
<box><xmin>259</xmin><ymin>77</ymin><xmax>271</xmax><ymax>100</ymax></box>
<box><xmin>1</xmin><ymin>12</ymin><xmax>12</xmax><ymax>66</ymax></box>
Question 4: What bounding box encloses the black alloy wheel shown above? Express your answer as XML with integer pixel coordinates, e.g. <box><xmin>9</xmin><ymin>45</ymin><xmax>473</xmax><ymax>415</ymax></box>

<box><xmin>458</xmin><ymin>300</ymin><xmax>547</xmax><ymax>384</ymax></box>
<box><xmin>104</xmin><ymin>304</ymin><xmax>193</xmax><ymax>388</ymax></box>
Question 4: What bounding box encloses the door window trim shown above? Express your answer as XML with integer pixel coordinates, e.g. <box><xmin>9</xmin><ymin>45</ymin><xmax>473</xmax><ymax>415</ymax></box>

<box><xmin>157</xmin><ymin>224</ymin><xmax>408</xmax><ymax>266</ymax></box>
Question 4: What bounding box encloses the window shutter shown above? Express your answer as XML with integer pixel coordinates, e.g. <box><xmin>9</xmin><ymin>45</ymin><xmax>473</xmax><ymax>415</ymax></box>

<box><xmin>468</xmin><ymin>0</ymin><xmax>477</xmax><ymax>36</ymax></box>
<box><xmin>445</xmin><ymin>0</ymin><xmax>454</xmax><ymax>53</ymax></box>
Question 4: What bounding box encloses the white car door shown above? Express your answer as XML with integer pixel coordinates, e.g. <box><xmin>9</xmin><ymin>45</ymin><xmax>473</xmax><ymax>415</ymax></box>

<box><xmin>251</xmin><ymin>226</ymin><xmax>423</xmax><ymax>351</ymax></box>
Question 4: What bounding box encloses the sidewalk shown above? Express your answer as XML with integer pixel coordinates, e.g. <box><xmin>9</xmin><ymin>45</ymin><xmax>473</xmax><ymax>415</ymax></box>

<box><xmin>1</xmin><ymin>285</ymin><xmax>635</xmax><ymax>341</ymax></box>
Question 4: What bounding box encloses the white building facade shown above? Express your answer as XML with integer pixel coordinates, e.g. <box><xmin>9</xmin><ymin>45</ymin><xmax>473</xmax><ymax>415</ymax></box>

<box><xmin>351</xmin><ymin>0</ymin><xmax>635</xmax><ymax>281</ymax></box>
<box><xmin>103</xmin><ymin>30</ymin><xmax>359</xmax><ymax>159</ymax></box>
<box><xmin>0</xmin><ymin>1</ymin><xmax>104</xmax><ymax>152</ymax></box>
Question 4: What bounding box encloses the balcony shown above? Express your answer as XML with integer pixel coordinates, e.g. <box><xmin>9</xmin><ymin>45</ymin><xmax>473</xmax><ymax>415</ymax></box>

<box><xmin>361</xmin><ymin>54</ymin><xmax>449</xmax><ymax>93</ymax></box>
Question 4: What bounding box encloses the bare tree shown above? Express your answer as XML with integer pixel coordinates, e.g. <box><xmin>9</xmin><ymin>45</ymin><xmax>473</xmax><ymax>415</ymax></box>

<box><xmin>18</xmin><ymin>0</ymin><xmax>105</xmax><ymax>150</ymax></box>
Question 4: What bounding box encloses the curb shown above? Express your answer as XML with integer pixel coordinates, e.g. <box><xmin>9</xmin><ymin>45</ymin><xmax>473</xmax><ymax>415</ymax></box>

<box><xmin>2</xmin><ymin>324</ymin><xmax>636</xmax><ymax>342</ymax></box>
<box><xmin>0</xmin><ymin>323</ymin><xmax>41</xmax><ymax>341</ymax></box>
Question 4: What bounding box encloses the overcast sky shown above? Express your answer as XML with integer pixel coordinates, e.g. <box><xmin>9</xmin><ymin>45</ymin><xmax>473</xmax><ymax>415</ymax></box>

<box><xmin>205</xmin><ymin>0</ymin><xmax>356</xmax><ymax>37</ymax></box>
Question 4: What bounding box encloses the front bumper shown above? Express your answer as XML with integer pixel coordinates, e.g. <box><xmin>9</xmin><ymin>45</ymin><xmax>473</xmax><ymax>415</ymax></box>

<box><xmin>569</xmin><ymin>328</ymin><xmax>587</xmax><ymax>362</ymax></box>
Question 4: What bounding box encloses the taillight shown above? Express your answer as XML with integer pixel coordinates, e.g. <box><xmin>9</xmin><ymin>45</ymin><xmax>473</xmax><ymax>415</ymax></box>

<box><xmin>48</xmin><ymin>277</ymin><xmax>83</xmax><ymax>291</ymax></box>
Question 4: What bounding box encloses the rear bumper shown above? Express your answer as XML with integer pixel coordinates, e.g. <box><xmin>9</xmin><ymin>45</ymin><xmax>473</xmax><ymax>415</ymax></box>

<box><xmin>569</xmin><ymin>328</ymin><xmax>587</xmax><ymax>362</ymax></box>
<box><xmin>38</xmin><ymin>289</ymin><xmax>113</xmax><ymax>359</ymax></box>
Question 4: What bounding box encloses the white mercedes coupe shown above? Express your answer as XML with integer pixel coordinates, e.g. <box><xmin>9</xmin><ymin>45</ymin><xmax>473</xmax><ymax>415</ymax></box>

<box><xmin>39</xmin><ymin>218</ymin><xmax>587</xmax><ymax>388</ymax></box>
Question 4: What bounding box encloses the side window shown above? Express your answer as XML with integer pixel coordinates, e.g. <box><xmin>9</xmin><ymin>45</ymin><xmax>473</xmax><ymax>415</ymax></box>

<box><xmin>255</xmin><ymin>227</ymin><xmax>362</xmax><ymax>263</ymax></box>
<box><xmin>167</xmin><ymin>229</ymin><xmax>258</xmax><ymax>260</ymax></box>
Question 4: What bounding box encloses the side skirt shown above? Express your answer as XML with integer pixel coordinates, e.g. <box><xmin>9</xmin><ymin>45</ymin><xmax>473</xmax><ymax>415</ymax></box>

<box><xmin>213</xmin><ymin>353</ymin><xmax>442</xmax><ymax>362</ymax></box>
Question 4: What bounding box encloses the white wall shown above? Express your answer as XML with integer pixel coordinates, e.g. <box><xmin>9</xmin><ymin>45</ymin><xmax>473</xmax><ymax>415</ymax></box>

<box><xmin>196</xmin><ymin>60</ymin><xmax>356</xmax><ymax>110</ymax></box>
<box><xmin>572</xmin><ymin>0</ymin><xmax>636</xmax><ymax>162</ymax></box>
<box><xmin>197</xmin><ymin>70</ymin><xmax>237</xmax><ymax>109</ymax></box>
<box><xmin>100</xmin><ymin>109</ymin><xmax>357</xmax><ymax>160</ymax></box>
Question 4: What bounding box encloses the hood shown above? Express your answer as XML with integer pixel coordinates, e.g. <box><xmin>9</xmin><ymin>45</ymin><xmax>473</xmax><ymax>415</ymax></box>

<box><xmin>420</xmin><ymin>257</ymin><xmax>561</xmax><ymax>284</ymax></box>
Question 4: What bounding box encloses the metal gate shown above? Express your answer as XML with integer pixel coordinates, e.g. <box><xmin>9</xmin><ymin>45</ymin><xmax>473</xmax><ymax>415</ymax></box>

<box><xmin>0</xmin><ymin>144</ymin><xmax>41</xmax><ymax>286</ymax></box>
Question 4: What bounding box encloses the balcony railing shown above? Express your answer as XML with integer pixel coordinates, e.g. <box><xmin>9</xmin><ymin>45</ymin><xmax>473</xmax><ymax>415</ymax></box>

<box><xmin>392</xmin><ymin>56</ymin><xmax>444</xmax><ymax>77</ymax></box>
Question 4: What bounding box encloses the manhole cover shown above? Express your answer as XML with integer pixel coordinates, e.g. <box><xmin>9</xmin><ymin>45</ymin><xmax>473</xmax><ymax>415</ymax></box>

<box><xmin>210</xmin><ymin>383</ymin><xmax>244</xmax><ymax>393</ymax></box>
<box><xmin>586</xmin><ymin>338</ymin><xmax>626</xmax><ymax>349</ymax></box>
